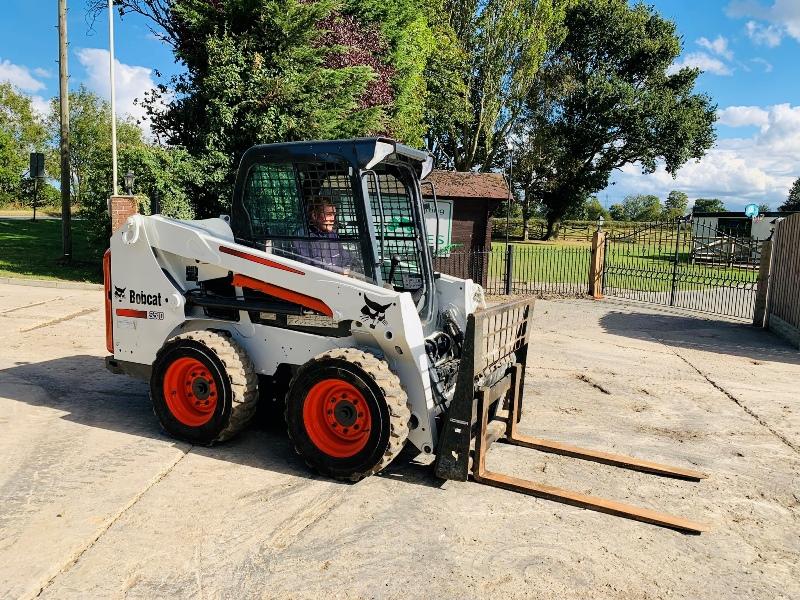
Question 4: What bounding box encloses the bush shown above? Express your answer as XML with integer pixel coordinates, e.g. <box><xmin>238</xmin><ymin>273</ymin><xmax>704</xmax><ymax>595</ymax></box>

<box><xmin>80</xmin><ymin>144</ymin><xmax>197</xmax><ymax>258</ymax></box>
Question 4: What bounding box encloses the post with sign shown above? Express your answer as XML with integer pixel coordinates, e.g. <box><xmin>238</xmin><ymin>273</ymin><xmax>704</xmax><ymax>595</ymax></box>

<box><xmin>424</xmin><ymin>199</ymin><xmax>453</xmax><ymax>257</ymax></box>
<box><xmin>29</xmin><ymin>152</ymin><xmax>45</xmax><ymax>221</ymax></box>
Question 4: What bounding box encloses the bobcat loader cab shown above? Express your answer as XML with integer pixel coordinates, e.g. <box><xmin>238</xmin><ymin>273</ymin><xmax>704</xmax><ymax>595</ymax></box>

<box><xmin>105</xmin><ymin>138</ymin><xmax>708</xmax><ymax>532</ymax></box>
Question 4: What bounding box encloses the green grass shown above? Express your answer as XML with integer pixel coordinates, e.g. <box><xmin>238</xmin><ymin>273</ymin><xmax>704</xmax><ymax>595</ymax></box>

<box><xmin>488</xmin><ymin>240</ymin><xmax>758</xmax><ymax>292</ymax></box>
<box><xmin>0</xmin><ymin>219</ymin><xmax>101</xmax><ymax>283</ymax></box>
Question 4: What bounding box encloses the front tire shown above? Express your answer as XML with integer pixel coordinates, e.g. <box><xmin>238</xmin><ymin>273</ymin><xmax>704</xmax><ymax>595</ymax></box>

<box><xmin>150</xmin><ymin>331</ymin><xmax>258</xmax><ymax>444</ymax></box>
<box><xmin>286</xmin><ymin>348</ymin><xmax>410</xmax><ymax>481</ymax></box>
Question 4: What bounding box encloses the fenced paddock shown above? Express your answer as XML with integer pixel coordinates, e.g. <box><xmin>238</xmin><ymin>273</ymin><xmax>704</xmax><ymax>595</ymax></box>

<box><xmin>433</xmin><ymin>243</ymin><xmax>592</xmax><ymax>297</ymax></box>
<box><xmin>435</xmin><ymin>218</ymin><xmax>773</xmax><ymax>321</ymax></box>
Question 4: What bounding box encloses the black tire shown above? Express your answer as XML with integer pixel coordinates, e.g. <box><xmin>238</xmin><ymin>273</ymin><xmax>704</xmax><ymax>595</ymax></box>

<box><xmin>150</xmin><ymin>331</ymin><xmax>258</xmax><ymax>445</ymax></box>
<box><xmin>285</xmin><ymin>348</ymin><xmax>410</xmax><ymax>481</ymax></box>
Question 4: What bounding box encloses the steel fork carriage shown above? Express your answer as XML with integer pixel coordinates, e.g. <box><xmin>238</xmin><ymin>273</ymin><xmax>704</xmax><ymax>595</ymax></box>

<box><xmin>433</xmin><ymin>298</ymin><xmax>709</xmax><ymax>534</ymax></box>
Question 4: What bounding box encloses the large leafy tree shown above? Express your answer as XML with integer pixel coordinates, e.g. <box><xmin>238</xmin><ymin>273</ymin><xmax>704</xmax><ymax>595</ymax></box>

<box><xmin>45</xmin><ymin>86</ymin><xmax>114</xmax><ymax>206</ymax></box>
<box><xmin>780</xmin><ymin>177</ymin><xmax>800</xmax><ymax>211</ymax></box>
<box><xmin>513</xmin><ymin>0</ymin><xmax>716</xmax><ymax>238</ymax></box>
<box><xmin>91</xmin><ymin>0</ymin><xmax>435</xmax><ymax>216</ymax></box>
<box><xmin>692</xmin><ymin>198</ymin><xmax>726</xmax><ymax>213</ymax></box>
<box><xmin>426</xmin><ymin>0</ymin><xmax>571</xmax><ymax>171</ymax></box>
<box><xmin>0</xmin><ymin>83</ymin><xmax>47</xmax><ymax>204</ymax></box>
<box><xmin>663</xmin><ymin>190</ymin><xmax>688</xmax><ymax>219</ymax></box>
<box><xmin>41</xmin><ymin>86</ymin><xmax>195</xmax><ymax>254</ymax></box>
<box><xmin>608</xmin><ymin>194</ymin><xmax>662</xmax><ymax>222</ymax></box>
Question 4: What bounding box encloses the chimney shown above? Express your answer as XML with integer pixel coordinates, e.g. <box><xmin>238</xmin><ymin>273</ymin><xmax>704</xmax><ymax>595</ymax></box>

<box><xmin>110</xmin><ymin>195</ymin><xmax>138</xmax><ymax>233</ymax></box>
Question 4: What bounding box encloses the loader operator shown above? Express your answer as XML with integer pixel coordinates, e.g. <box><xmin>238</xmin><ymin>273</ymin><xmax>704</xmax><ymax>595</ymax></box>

<box><xmin>292</xmin><ymin>197</ymin><xmax>354</xmax><ymax>276</ymax></box>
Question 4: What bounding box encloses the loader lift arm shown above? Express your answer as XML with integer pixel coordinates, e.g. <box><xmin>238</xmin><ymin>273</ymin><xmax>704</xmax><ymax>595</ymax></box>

<box><xmin>434</xmin><ymin>298</ymin><xmax>708</xmax><ymax>534</ymax></box>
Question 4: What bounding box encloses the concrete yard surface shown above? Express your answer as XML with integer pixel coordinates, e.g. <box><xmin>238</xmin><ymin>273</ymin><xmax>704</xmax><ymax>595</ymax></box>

<box><xmin>0</xmin><ymin>282</ymin><xmax>798</xmax><ymax>599</ymax></box>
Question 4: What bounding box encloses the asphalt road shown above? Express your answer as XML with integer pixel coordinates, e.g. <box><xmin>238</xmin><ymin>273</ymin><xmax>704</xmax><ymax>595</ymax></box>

<box><xmin>1</xmin><ymin>282</ymin><xmax>798</xmax><ymax>599</ymax></box>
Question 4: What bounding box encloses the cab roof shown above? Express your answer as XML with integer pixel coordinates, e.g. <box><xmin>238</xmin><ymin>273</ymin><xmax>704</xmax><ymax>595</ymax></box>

<box><xmin>241</xmin><ymin>137</ymin><xmax>433</xmax><ymax>178</ymax></box>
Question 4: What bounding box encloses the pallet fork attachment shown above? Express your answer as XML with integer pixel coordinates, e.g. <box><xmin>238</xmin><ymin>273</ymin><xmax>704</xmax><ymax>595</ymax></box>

<box><xmin>433</xmin><ymin>298</ymin><xmax>708</xmax><ymax>534</ymax></box>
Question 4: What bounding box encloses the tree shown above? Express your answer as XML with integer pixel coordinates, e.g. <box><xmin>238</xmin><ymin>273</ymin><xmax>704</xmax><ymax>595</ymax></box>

<box><xmin>426</xmin><ymin>0</ymin><xmax>571</xmax><ymax>171</ymax></box>
<box><xmin>46</xmin><ymin>86</ymin><xmax>114</xmax><ymax>206</ymax></box>
<box><xmin>692</xmin><ymin>198</ymin><xmax>726</xmax><ymax>213</ymax></box>
<box><xmin>0</xmin><ymin>83</ymin><xmax>47</xmax><ymax>204</ymax></box>
<box><xmin>582</xmin><ymin>197</ymin><xmax>608</xmax><ymax>222</ymax></box>
<box><xmin>608</xmin><ymin>194</ymin><xmax>662</xmax><ymax>221</ymax></box>
<box><xmin>758</xmin><ymin>203</ymin><xmax>770</xmax><ymax>214</ymax></box>
<box><xmin>780</xmin><ymin>178</ymin><xmax>800</xmax><ymax>211</ymax></box>
<box><xmin>513</xmin><ymin>0</ymin><xmax>716</xmax><ymax>238</ymax></box>
<box><xmin>663</xmin><ymin>190</ymin><xmax>688</xmax><ymax>219</ymax></box>
<box><xmin>92</xmin><ymin>0</ymin><xmax>436</xmax><ymax>216</ymax></box>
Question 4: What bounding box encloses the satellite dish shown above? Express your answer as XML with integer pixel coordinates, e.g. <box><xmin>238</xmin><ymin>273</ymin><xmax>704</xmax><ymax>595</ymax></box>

<box><xmin>744</xmin><ymin>203</ymin><xmax>759</xmax><ymax>218</ymax></box>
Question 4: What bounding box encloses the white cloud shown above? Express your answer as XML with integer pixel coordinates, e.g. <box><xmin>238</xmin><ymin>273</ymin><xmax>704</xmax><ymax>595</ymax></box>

<box><xmin>669</xmin><ymin>52</ymin><xmax>733</xmax><ymax>76</ymax></box>
<box><xmin>30</xmin><ymin>96</ymin><xmax>51</xmax><ymax>118</ymax></box>
<box><xmin>697</xmin><ymin>35</ymin><xmax>734</xmax><ymax>60</ymax></box>
<box><xmin>750</xmin><ymin>57</ymin><xmax>774</xmax><ymax>72</ymax></box>
<box><xmin>717</xmin><ymin>106</ymin><xmax>769</xmax><ymax>128</ymax></box>
<box><xmin>604</xmin><ymin>104</ymin><xmax>800</xmax><ymax>209</ymax></box>
<box><xmin>728</xmin><ymin>1</ymin><xmax>800</xmax><ymax>46</ymax></box>
<box><xmin>75</xmin><ymin>48</ymin><xmax>163</xmax><ymax>135</ymax></box>
<box><xmin>0</xmin><ymin>59</ymin><xmax>47</xmax><ymax>92</ymax></box>
<box><xmin>745</xmin><ymin>21</ymin><xmax>783</xmax><ymax>47</ymax></box>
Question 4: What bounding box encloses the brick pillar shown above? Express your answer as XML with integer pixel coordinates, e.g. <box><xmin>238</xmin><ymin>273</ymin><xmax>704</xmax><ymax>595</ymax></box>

<box><xmin>110</xmin><ymin>195</ymin><xmax>138</xmax><ymax>234</ymax></box>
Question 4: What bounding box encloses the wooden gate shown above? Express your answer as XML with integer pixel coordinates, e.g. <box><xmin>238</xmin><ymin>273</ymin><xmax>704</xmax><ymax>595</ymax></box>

<box><xmin>763</xmin><ymin>213</ymin><xmax>800</xmax><ymax>347</ymax></box>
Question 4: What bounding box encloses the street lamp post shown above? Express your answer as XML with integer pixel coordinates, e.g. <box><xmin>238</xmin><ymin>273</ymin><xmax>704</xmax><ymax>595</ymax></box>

<box><xmin>124</xmin><ymin>170</ymin><xmax>135</xmax><ymax>195</ymax></box>
<box><xmin>504</xmin><ymin>141</ymin><xmax>515</xmax><ymax>295</ymax></box>
<box><xmin>505</xmin><ymin>142</ymin><xmax>514</xmax><ymax>249</ymax></box>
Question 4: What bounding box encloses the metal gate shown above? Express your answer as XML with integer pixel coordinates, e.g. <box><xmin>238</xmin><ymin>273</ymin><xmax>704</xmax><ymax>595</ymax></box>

<box><xmin>602</xmin><ymin>218</ymin><xmax>764</xmax><ymax>320</ymax></box>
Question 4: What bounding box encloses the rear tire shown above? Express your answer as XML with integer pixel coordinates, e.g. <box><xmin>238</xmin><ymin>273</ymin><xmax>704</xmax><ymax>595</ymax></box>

<box><xmin>285</xmin><ymin>348</ymin><xmax>410</xmax><ymax>481</ymax></box>
<box><xmin>150</xmin><ymin>331</ymin><xmax>258</xmax><ymax>445</ymax></box>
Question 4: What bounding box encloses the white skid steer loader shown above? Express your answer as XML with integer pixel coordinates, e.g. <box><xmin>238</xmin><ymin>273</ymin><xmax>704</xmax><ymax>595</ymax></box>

<box><xmin>104</xmin><ymin>138</ymin><xmax>707</xmax><ymax>532</ymax></box>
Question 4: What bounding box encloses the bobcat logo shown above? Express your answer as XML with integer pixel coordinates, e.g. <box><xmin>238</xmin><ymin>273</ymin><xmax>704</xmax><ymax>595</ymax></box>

<box><xmin>360</xmin><ymin>295</ymin><xmax>392</xmax><ymax>329</ymax></box>
<box><xmin>114</xmin><ymin>286</ymin><xmax>126</xmax><ymax>300</ymax></box>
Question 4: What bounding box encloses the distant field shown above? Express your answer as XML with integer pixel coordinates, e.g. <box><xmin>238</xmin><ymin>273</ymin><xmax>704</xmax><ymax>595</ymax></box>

<box><xmin>0</xmin><ymin>219</ymin><xmax>100</xmax><ymax>283</ymax></box>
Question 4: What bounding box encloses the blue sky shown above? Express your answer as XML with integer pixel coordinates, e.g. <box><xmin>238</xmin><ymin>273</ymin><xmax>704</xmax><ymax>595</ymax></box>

<box><xmin>1</xmin><ymin>0</ymin><xmax>798</xmax><ymax>210</ymax></box>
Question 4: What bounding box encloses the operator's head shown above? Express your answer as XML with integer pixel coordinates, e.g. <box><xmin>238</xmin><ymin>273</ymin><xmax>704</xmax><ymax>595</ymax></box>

<box><xmin>309</xmin><ymin>197</ymin><xmax>337</xmax><ymax>233</ymax></box>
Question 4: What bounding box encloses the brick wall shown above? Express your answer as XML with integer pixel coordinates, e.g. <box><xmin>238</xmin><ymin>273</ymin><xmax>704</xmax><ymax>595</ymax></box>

<box><xmin>110</xmin><ymin>195</ymin><xmax>138</xmax><ymax>233</ymax></box>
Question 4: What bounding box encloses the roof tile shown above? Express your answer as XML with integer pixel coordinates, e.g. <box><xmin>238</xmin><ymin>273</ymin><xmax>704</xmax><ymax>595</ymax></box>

<box><xmin>422</xmin><ymin>170</ymin><xmax>509</xmax><ymax>200</ymax></box>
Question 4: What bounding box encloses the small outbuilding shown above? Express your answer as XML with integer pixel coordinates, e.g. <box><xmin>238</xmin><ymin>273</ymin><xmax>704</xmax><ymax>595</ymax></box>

<box><xmin>691</xmin><ymin>211</ymin><xmax>797</xmax><ymax>263</ymax></box>
<box><xmin>421</xmin><ymin>170</ymin><xmax>508</xmax><ymax>286</ymax></box>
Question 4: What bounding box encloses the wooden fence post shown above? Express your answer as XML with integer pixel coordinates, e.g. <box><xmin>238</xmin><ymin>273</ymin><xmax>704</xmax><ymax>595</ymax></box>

<box><xmin>753</xmin><ymin>240</ymin><xmax>772</xmax><ymax>327</ymax></box>
<box><xmin>589</xmin><ymin>230</ymin><xmax>606</xmax><ymax>299</ymax></box>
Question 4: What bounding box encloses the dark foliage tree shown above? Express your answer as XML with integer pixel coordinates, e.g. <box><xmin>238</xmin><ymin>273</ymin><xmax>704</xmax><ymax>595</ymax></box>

<box><xmin>513</xmin><ymin>0</ymin><xmax>716</xmax><ymax>238</ymax></box>
<box><xmin>608</xmin><ymin>194</ymin><xmax>661</xmax><ymax>221</ymax></box>
<box><xmin>89</xmin><ymin>0</ymin><xmax>434</xmax><ymax>216</ymax></box>
<box><xmin>779</xmin><ymin>177</ymin><xmax>800</xmax><ymax>211</ymax></box>
<box><xmin>663</xmin><ymin>190</ymin><xmax>688</xmax><ymax>219</ymax></box>
<box><xmin>692</xmin><ymin>198</ymin><xmax>726</xmax><ymax>213</ymax></box>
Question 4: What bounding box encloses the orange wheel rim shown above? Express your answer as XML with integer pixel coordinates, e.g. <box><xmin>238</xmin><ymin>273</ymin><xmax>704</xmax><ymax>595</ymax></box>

<box><xmin>303</xmin><ymin>378</ymin><xmax>372</xmax><ymax>458</ymax></box>
<box><xmin>163</xmin><ymin>357</ymin><xmax>218</xmax><ymax>426</ymax></box>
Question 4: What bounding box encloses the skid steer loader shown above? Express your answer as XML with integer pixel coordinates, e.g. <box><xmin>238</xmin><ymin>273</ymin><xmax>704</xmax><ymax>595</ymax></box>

<box><xmin>104</xmin><ymin>138</ymin><xmax>707</xmax><ymax>532</ymax></box>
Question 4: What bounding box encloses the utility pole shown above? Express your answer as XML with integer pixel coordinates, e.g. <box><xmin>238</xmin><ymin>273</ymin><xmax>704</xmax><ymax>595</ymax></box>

<box><xmin>58</xmin><ymin>0</ymin><xmax>72</xmax><ymax>263</ymax></box>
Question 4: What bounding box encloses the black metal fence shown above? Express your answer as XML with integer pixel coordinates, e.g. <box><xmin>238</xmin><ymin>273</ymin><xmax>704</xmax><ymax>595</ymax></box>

<box><xmin>433</xmin><ymin>244</ymin><xmax>592</xmax><ymax>297</ymax></box>
<box><xmin>602</xmin><ymin>219</ymin><xmax>763</xmax><ymax>320</ymax></box>
<box><xmin>432</xmin><ymin>218</ymin><xmax>769</xmax><ymax>321</ymax></box>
